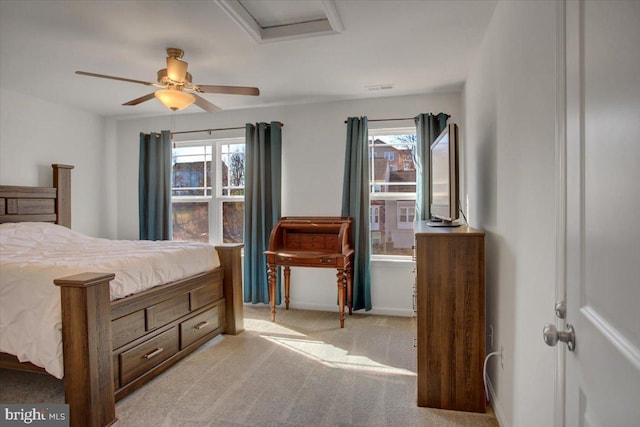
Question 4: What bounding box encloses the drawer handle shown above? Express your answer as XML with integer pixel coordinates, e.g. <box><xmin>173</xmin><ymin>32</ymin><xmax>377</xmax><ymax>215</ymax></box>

<box><xmin>321</xmin><ymin>257</ymin><xmax>333</xmax><ymax>264</ymax></box>
<box><xmin>195</xmin><ymin>321</ymin><xmax>210</xmax><ymax>330</ymax></box>
<box><xmin>281</xmin><ymin>257</ymin><xmax>292</xmax><ymax>263</ymax></box>
<box><xmin>143</xmin><ymin>347</ymin><xmax>164</xmax><ymax>359</ymax></box>
<box><xmin>412</xmin><ymin>292</ymin><xmax>417</xmax><ymax>315</ymax></box>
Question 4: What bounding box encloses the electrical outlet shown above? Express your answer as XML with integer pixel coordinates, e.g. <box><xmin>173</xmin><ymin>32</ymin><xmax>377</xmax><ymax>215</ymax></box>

<box><xmin>500</xmin><ymin>345</ymin><xmax>504</xmax><ymax>369</ymax></box>
<box><xmin>489</xmin><ymin>325</ymin><xmax>494</xmax><ymax>349</ymax></box>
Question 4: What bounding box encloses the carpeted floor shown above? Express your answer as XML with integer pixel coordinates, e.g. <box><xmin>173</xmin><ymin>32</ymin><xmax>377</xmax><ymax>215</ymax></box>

<box><xmin>0</xmin><ymin>306</ymin><xmax>498</xmax><ymax>426</ymax></box>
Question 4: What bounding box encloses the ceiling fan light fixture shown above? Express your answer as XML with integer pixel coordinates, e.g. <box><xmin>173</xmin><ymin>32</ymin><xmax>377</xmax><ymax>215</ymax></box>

<box><xmin>166</xmin><ymin>57</ymin><xmax>188</xmax><ymax>82</ymax></box>
<box><xmin>154</xmin><ymin>89</ymin><xmax>195</xmax><ymax>111</ymax></box>
<box><xmin>75</xmin><ymin>48</ymin><xmax>259</xmax><ymax>113</ymax></box>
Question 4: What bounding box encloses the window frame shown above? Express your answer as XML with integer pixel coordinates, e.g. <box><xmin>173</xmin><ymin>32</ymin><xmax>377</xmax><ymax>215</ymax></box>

<box><xmin>171</xmin><ymin>136</ymin><xmax>245</xmax><ymax>245</ymax></box>
<box><xmin>368</xmin><ymin>126</ymin><xmax>417</xmax><ymax>261</ymax></box>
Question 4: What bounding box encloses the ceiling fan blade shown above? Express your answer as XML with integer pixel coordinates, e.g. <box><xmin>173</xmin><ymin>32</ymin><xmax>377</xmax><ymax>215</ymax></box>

<box><xmin>193</xmin><ymin>94</ymin><xmax>222</xmax><ymax>113</ymax></box>
<box><xmin>196</xmin><ymin>85</ymin><xmax>260</xmax><ymax>96</ymax></box>
<box><xmin>122</xmin><ymin>92</ymin><xmax>156</xmax><ymax>106</ymax></box>
<box><xmin>76</xmin><ymin>71</ymin><xmax>155</xmax><ymax>86</ymax></box>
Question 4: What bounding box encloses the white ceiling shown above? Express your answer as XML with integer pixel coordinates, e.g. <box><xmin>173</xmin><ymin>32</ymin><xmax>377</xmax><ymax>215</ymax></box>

<box><xmin>0</xmin><ymin>0</ymin><xmax>497</xmax><ymax>119</ymax></box>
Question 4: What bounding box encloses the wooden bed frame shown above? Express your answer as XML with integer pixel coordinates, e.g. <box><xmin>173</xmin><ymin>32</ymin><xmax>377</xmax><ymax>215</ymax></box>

<box><xmin>0</xmin><ymin>164</ymin><xmax>244</xmax><ymax>427</ymax></box>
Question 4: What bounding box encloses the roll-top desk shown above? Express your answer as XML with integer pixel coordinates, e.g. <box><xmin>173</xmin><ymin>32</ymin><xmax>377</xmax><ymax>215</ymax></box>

<box><xmin>414</xmin><ymin>222</ymin><xmax>486</xmax><ymax>412</ymax></box>
<box><xmin>265</xmin><ymin>216</ymin><xmax>354</xmax><ymax>328</ymax></box>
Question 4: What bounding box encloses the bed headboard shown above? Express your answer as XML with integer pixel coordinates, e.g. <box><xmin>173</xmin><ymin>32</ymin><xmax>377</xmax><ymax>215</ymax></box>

<box><xmin>0</xmin><ymin>164</ymin><xmax>74</xmax><ymax>227</ymax></box>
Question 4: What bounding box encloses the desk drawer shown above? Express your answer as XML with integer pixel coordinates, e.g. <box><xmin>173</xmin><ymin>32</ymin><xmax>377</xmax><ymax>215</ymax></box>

<box><xmin>180</xmin><ymin>302</ymin><xmax>225</xmax><ymax>349</ymax></box>
<box><xmin>286</xmin><ymin>233</ymin><xmax>338</xmax><ymax>250</ymax></box>
<box><xmin>119</xmin><ymin>327</ymin><xmax>178</xmax><ymax>385</ymax></box>
<box><xmin>277</xmin><ymin>254</ymin><xmax>337</xmax><ymax>267</ymax></box>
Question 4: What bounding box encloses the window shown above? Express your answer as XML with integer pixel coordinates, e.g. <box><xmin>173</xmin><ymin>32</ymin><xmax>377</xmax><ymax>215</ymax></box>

<box><xmin>369</xmin><ymin>128</ymin><xmax>416</xmax><ymax>257</ymax></box>
<box><xmin>370</xmin><ymin>206</ymin><xmax>380</xmax><ymax>231</ymax></box>
<box><xmin>397</xmin><ymin>203</ymin><xmax>416</xmax><ymax>229</ymax></box>
<box><xmin>171</xmin><ymin>138</ymin><xmax>244</xmax><ymax>244</ymax></box>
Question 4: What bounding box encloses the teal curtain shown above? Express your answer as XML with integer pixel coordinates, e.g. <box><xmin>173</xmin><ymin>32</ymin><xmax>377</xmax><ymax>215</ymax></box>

<box><xmin>244</xmin><ymin>122</ymin><xmax>282</xmax><ymax>304</ymax></box>
<box><xmin>139</xmin><ymin>130</ymin><xmax>172</xmax><ymax>240</ymax></box>
<box><xmin>341</xmin><ymin>117</ymin><xmax>372</xmax><ymax>311</ymax></box>
<box><xmin>414</xmin><ymin>113</ymin><xmax>450</xmax><ymax>221</ymax></box>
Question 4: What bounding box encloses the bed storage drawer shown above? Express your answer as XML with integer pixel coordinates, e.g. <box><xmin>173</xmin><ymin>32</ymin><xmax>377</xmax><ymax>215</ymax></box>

<box><xmin>190</xmin><ymin>282</ymin><xmax>223</xmax><ymax>311</ymax></box>
<box><xmin>145</xmin><ymin>294</ymin><xmax>190</xmax><ymax>330</ymax></box>
<box><xmin>119</xmin><ymin>327</ymin><xmax>179</xmax><ymax>385</ymax></box>
<box><xmin>112</xmin><ymin>310</ymin><xmax>146</xmax><ymax>349</ymax></box>
<box><xmin>180</xmin><ymin>302</ymin><xmax>226</xmax><ymax>349</ymax></box>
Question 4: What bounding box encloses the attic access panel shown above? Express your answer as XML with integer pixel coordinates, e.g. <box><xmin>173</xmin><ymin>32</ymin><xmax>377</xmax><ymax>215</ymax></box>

<box><xmin>215</xmin><ymin>0</ymin><xmax>343</xmax><ymax>43</ymax></box>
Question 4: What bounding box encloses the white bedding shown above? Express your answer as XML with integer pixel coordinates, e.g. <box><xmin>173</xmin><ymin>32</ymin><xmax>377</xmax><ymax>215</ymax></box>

<box><xmin>0</xmin><ymin>222</ymin><xmax>220</xmax><ymax>378</ymax></box>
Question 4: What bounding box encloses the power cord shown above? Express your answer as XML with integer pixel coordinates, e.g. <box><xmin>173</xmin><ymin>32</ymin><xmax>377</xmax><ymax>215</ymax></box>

<box><xmin>483</xmin><ymin>351</ymin><xmax>500</xmax><ymax>401</ymax></box>
<box><xmin>458</xmin><ymin>201</ymin><xmax>469</xmax><ymax>225</ymax></box>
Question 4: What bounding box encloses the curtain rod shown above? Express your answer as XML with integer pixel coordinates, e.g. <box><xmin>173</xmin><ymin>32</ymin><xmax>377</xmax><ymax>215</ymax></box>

<box><xmin>343</xmin><ymin>114</ymin><xmax>451</xmax><ymax>124</ymax></box>
<box><xmin>343</xmin><ymin>117</ymin><xmax>416</xmax><ymax>123</ymax></box>
<box><xmin>171</xmin><ymin>122</ymin><xmax>284</xmax><ymax>137</ymax></box>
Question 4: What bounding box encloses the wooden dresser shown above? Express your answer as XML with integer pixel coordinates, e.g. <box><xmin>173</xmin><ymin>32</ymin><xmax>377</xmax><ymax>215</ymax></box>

<box><xmin>414</xmin><ymin>222</ymin><xmax>486</xmax><ymax>413</ymax></box>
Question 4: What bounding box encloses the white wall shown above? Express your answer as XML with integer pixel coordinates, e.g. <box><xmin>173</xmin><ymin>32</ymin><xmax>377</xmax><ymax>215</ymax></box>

<box><xmin>113</xmin><ymin>93</ymin><xmax>461</xmax><ymax>315</ymax></box>
<box><xmin>0</xmin><ymin>88</ymin><xmax>116</xmax><ymax>237</ymax></box>
<box><xmin>463</xmin><ymin>1</ymin><xmax>557</xmax><ymax>426</ymax></box>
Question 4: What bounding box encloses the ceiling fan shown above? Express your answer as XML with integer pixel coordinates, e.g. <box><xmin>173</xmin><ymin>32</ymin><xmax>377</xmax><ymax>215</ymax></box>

<box><xmin>76</xmin><ymin>48</ymin><xmax>260</xmax><ymax>113</ymax></box>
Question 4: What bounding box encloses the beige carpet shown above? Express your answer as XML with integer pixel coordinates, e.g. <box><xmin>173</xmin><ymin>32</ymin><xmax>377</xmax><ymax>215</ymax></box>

<box><xmin>0</xmin><ymin>306</ymin><xmax>498</xmax><ymax>426</ymax></box>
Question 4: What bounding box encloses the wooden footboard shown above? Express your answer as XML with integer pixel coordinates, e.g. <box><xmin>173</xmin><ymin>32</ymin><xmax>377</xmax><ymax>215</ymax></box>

<box><xmin>53</xmin><ymin>243</ymin><xmax>243</xmax><ymax>427</ymax></box>
<box><xmin>54</xmin><ymin>273</ymin><xmax>117</xmax><ymax>427</ymax></box>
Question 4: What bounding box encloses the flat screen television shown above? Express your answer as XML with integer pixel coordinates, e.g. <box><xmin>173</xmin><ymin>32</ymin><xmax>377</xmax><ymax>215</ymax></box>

<box><xmin>428</xmin><ymin>123</ymin><xmax>460</xmax><ymax>227</ymax></box>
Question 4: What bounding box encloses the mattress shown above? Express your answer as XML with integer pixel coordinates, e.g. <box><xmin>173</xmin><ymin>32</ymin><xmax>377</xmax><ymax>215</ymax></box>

<box><xmin>0</xmin><ymin>222</ymin><xmax>220</xmax><ymax>378</ymax></box>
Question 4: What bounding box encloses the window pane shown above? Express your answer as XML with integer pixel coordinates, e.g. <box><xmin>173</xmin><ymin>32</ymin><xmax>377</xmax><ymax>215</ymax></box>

<box><xmin>369</xmin><ymin>130</ymin><xmax>417</xmax><ymax>257</ymax></box>
<box><xmin>222</xmin><ymin>201</ymin><xmax>244</xmax><ymax>243</ymax></box>
<box><xmin>172</xmin><ymin>202</ymin><xmax>209</xmax><ymax>242</ymax></box>
<box><xmin>370</xmin><ymin>199</ymin><xmax>415</xmax><ymax>256</ymax></box>
<box><xmin>221</xmin><ymin>143</ymin><xmax>245</xmax><ymax>197</ymax></box>
<box><xmin>172</xmin><ymin>140</ymin><xmax>245</xmax><ymax>245</ymax></box>
<box><xmin>369</xmin><ymin>134</ymin><xmax>416</xmax><ymax>192</ymax></box>
<box><xmin>172</xmin><ymin>145</ymin><xmax>212</xmax><ymax>197</ymax></box>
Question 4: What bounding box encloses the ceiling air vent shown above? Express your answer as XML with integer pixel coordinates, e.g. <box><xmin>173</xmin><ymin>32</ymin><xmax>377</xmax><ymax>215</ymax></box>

<box><xmin>366</xmin><ymin>84</ymin><xmax>395</xmax><ymax>91</ymax></box>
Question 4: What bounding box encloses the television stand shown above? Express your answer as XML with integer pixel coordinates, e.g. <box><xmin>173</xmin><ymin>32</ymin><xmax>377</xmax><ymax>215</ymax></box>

<box><xmin>426</xmin><ymin>219</ymin><xmax>461</xmax><ymax>227</ymax></box>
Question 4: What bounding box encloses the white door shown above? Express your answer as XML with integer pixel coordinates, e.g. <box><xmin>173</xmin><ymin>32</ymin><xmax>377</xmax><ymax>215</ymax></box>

<box><xmin>562</xmin><ymin>1</ymin><xmax>640</xmax><ymax>426</ymax></box>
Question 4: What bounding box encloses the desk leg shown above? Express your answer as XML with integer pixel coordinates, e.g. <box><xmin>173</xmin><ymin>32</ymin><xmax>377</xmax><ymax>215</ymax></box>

<box><xmin>284</xmin><ymin>266</ymin><xmax>291</xmax><ymax>310</ymax></box>
<box><xmin>267</xmin><ymin>264</ymin><xmax>277</xmax><ymax>322</ymax></box>
<box><xmin>336</xmin><ymin>269</ymin><xmax>346</xmax><ymax>328</ymax></box>
<box><xmin>347</xmin><ymin>264</ymin><xmax>353</xmax><ymax>315</ymax></box>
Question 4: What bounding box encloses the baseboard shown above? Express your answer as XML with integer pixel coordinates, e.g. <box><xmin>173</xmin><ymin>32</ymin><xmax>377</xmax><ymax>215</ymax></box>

<box><xmin>487</xmin><ymin>376</ymin><xmax>508</xmax><ymax>427</ymax></box>
<box><xmin>289</xmin><ymin>302</ymin><xmax>413</xmax><ymax>317</ymax></box>
<box><xmin>244</xmin><ymin>302</ymin><xmax>414</xmax><ymax>318</ymax></box>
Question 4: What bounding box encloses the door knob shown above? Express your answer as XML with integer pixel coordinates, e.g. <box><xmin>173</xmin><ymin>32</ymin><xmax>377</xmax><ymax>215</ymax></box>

<box><xmin>543</xmin><ymin>323</ymin><xmax>576</xmax><ymax>352</ymax></box>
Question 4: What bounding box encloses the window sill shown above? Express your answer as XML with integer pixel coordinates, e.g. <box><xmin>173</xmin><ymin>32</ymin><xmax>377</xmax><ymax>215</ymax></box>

<box><xmin>371</xmin><ymin>256</ymin><xmax>413</xmax><ymax>266</ymax></box>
